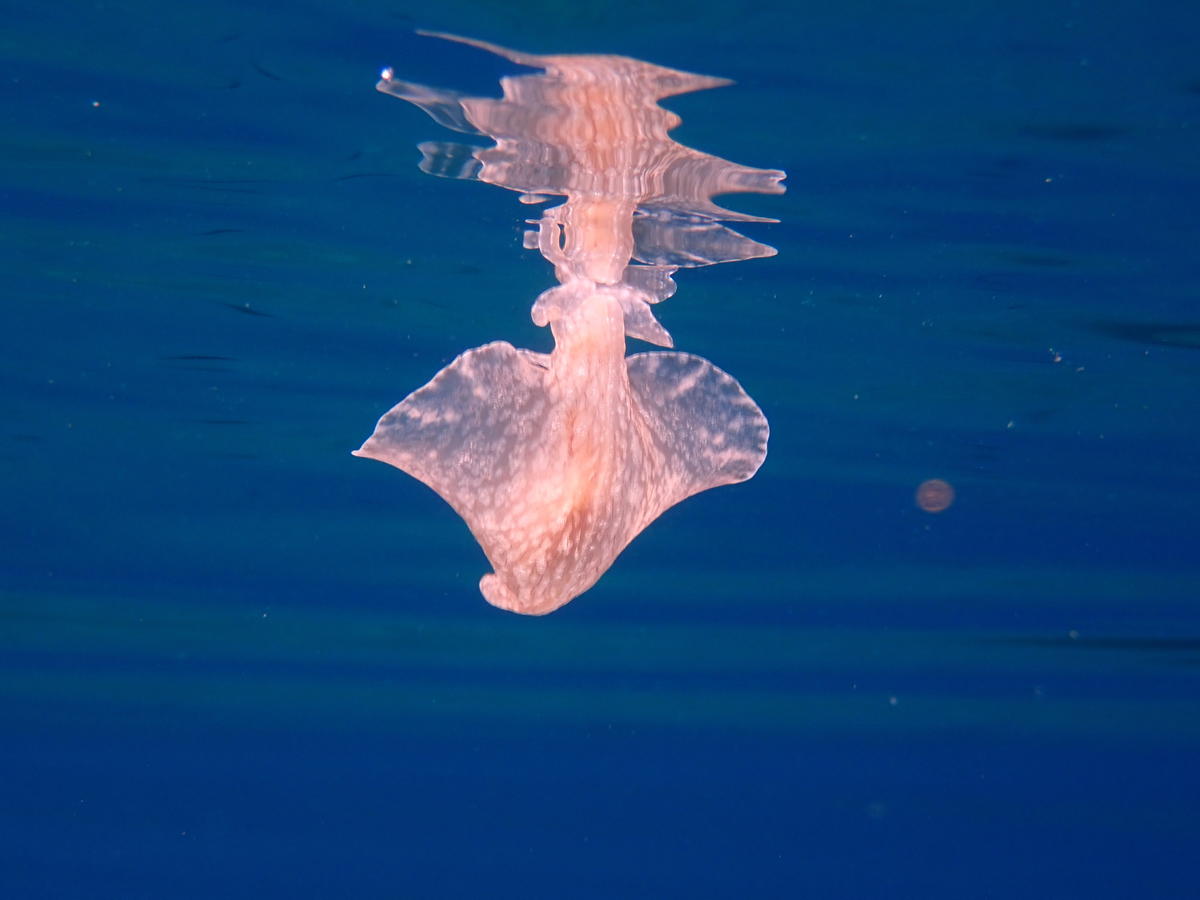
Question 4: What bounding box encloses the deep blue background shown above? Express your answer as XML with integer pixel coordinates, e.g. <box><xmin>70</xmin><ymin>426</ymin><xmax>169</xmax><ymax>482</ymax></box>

<box><xmin>3</xmin><ymin>1</ymin><xmax>1198</xmax><ymax>897</ymax></box>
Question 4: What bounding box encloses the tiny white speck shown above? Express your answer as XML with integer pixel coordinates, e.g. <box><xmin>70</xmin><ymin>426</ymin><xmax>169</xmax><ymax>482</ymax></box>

<box><xmin>381</xmin><ymin>67</ymin><xmax>394</xmax><ymax>81</ymax></box>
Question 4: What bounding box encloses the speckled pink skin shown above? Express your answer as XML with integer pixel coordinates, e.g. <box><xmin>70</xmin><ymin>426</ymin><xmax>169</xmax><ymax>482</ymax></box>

<box><xmin>355</xmin><ymin>34</ymin><xmax>784</xmax><ymax>614</ymax></box>
<box><xmin>355</xmin><ymin>281</ymin><xmax>767</xmax><ymax>615</ymax></box>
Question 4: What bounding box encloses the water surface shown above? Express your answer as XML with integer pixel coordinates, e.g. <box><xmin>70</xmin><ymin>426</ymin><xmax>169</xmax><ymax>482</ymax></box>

<box><xmin>2</xmin><ymin>1</ymin><xmax>1198</xmax><ymax>897</ymax></box>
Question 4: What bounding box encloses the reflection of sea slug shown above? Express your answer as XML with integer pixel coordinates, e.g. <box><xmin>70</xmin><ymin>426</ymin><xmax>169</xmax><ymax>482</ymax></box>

<box><xmin>355</xmin><ymin>33</ymin><xmax>786</xmax><ymax>615</ymax></box>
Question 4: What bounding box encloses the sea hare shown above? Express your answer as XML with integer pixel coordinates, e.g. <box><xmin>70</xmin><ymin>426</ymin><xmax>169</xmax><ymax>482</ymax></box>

<box><xmin>355</xmin><ymin>32</ymin><xmax>785</xmax><ymax>614</ymax></box>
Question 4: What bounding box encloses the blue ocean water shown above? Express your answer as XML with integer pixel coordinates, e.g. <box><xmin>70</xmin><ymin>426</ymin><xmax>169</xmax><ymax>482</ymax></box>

<box><xmin>3</xmin><ymin>1</ymin><xmax>1198</xmax><ymax>897</ymax></box>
